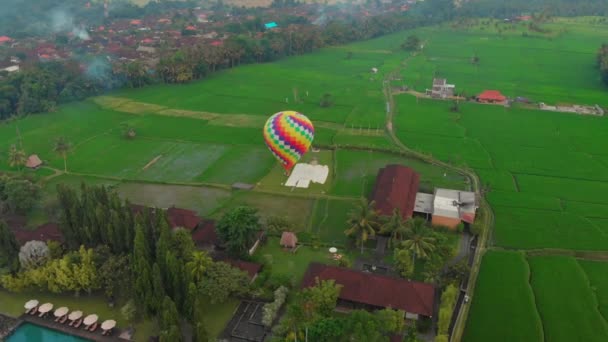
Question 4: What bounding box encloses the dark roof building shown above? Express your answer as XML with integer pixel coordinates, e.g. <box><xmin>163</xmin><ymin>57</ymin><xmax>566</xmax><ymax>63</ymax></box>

<box><xmin>191</xmin><ymin>219</ymin><xmax>219</xmax><ymax>248</ymax></box>
<box><xmin>301</xmin><ymin>263</ymin><xmax>435</xmax><ymax>318</ymax></box>
<box><xmin>12</xmin><ymin>222</ymin><xmax>63</xmax><ymax>245</ymax></box>
<box><xmin>225</xmin><ymin>260</ymin><xmax>262</xmax><ymax>281</ymax></box>
<box><xmin>166</xmin><ymin>206</ymin><xmax>201</xmax><ymax>231</ymax></box>
<box><xmin>371</xmin><ymin>165</ymin><xmax>420</xmax><ymax>219</ymax></box>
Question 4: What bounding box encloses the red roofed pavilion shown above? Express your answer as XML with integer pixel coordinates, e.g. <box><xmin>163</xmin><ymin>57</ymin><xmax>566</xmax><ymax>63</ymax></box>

<box><xmin>371</xmin><ymin>165</ymin><xmax>420</xmax><ymax>219</ymax></box>
<box><xmin>0</xmin><ymin>36</ymin><xmax>12</xmax><ymax>44</ymax></box>
<box><xmin>477</xmin><ymin>90</ymin><xmax>507</xmax><ymax>104</ymax></box>
<box><xmin>302</xmin><ymin>263</ymin><xmax>435</xmax><ymax>318</ymax></box>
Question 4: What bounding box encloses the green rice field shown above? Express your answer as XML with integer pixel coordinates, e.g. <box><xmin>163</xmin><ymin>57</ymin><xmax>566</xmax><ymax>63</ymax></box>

<box><xmin>2</xmin><ymin>16</ymin><xmax>608</xmax><ymax>342</ymax></box>
<box><xmin>462</xmin><ymin>250</ymin><xmax>543</xmax><ymax>342</ymax></box>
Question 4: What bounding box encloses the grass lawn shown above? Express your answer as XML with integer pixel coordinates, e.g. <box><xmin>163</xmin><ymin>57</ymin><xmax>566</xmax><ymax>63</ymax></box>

<box><xmin>199</xmin><ymin>296</ymin><xmax>239</xmax><ymax>339</ymax></box>
<box><xmin>252</xmin><ymin>237</ymin><xmax>345</xmax><ymax>284</ymax></box>
<box><xmin>311</xmin><ymin>198</ymin><xmax>358</xmax><ymax>247</ymax></box>
<box><xmin>0</xmin><ymin>290</ymin><xmax>155</xmax><ymax>341</ymax></box>
<box><xmin>463</xmin><ymin>250</ymin><xmax>543</xmax><ymax>342</ymax></box>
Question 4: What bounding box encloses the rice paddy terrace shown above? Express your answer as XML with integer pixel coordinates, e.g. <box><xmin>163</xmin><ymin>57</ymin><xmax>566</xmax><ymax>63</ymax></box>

<box><xmin>2</xmin><ymin>17</ymin><xmax>608</xmax><ymax>341</ymax></box>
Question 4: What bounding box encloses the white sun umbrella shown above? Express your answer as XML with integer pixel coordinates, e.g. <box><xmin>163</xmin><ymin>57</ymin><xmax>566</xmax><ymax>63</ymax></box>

<box><xmin>38</xmin><ymin>303</ymin><xmax>53</xmax><ymax>314</ymax></box>
<box><xmin>68</xmin><ymin>310</ymin><xmax>83</xmax><ymax>321</ymax></box>
<box><xmin>54</xmin><ymin>307</ymin><xmax>69</xmax><ymax>318</ymax></box>
<box><xmin>101</xmin><ymin>320</ymin><xmax>116</xmax><ymax>331</ymax></box>
<box><xmin>24</xmin><ymin>299</ymin><xmax>39</xmax><ymax>310</ymax></box>
<box><xmin>329</xmin><ymin>247</ymin><xmax>337</xmax><ymax>254</ymax></box>
<box><xmin>83</xmin><ymin>314</ymin><xmax>98</xmax><ymax>326</ymax></box>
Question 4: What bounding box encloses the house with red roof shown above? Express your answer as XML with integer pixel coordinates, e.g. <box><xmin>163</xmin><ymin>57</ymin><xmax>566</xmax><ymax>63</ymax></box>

<box><xmin>301</xmin><ymin>263</ymin><xmax>435</xmax><ymax>320</ymax></box>
<box><xmin>130</xmin><ymin>19</ymin><xmax>142</xmax><ymax>26</ymax></box>
<box><xmin>166</xmin><ymin>206</ymin><xmax>201</xmax><ymax>231</ymax></box>
<box><xmin>0</xmin><ymin>36</ymin><xmax>12</xmax><ymax>44</ymax></box>
<box><xmin>476</xmin><ymin>90</ymin><xmax>507</xmax><ymax>104</ymax></box>
<box><xmin>371</xmin><ymin>165</ymin><xmax>420</xmax><ymax>219</ymax></box>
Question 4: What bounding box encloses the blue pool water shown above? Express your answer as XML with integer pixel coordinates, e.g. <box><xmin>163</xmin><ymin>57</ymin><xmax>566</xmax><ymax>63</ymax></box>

<box><xmin>7</xmin><ymin>323</ymin><xmax>90</xmax><ymax>342</ymax></box>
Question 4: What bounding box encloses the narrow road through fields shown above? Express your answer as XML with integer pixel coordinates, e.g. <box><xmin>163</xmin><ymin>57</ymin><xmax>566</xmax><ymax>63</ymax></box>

<box><xmin>381</xmin><ymin>54</ymin><xmax>494</xmax><ymax>342</ymax></box>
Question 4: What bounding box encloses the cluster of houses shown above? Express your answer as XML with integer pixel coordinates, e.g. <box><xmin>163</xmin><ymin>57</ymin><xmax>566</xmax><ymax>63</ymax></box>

<box><xmin>0</xmin><ymin>1</ymin><xmax>419</xmax><ymax>77</ymax></box>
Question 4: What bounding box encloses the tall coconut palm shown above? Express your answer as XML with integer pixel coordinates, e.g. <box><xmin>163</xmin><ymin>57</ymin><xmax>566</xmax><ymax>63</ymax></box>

<box><xmin>53</xmin><ymin>137</ymin><xmax>71</xmax><ymax>172</ymax></box>
<box><xmin>402</xmin><ymin>217</ymin><xmax>436</xmax><ymax>264</ymax></box>
<box><xmin>345</xmin><ymin>198</ymin><xmax>380</xmax><ymax>253</ymax></box>
<box><xmin>186</xmin><ymin>251</ymin><xmax>212</xmax><ymax>284</ymax></box>
<box><xmin>7</xmin><ymin>144</ymin><xmax>26</xmax><ymax>169</ymax></box>
<box><xmin>380</xmin><ymin>209</ymin><xmax>409</xmax><ymax>248</ymax></box>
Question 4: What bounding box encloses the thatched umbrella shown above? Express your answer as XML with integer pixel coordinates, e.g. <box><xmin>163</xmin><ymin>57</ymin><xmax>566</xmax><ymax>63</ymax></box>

<box><xmin>83</xmin><ymin>314</ymin><xmax>98</xmax><ymax>326</ymax></box>
<box><xmin>101</xmin><ymin>320</ymin><xmax>116</xmax><ymax>331</ymax></box>
<box><xmin>54</xmin><ymin>307</ymin><xmax>69</xmax><ymax>318</ymax></box>
<box><xmin>24</xmin><ymin>299</ymin><xmax>38</xmax><ymax>310</ymax></box>
<box><xmin>68</xmin><ymin>310</ymin><xmax>83</xmax><ymax>321</ymax></box>
<box><xmin>38</xmin><ymin>303</ymin><xmax>53</xmax><ymax>314</ymax></box>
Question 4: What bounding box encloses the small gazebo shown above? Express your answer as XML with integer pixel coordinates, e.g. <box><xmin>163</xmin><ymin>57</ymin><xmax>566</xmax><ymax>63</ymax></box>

<box><xmin>25</xmin><ymin>155</ymin><xmax>42</xmax><ymax>169</ymax></box>
<box><xmin>280</xmin><ymin>231</ymin><xmax>298</xmax><ymax>250</ymax></box>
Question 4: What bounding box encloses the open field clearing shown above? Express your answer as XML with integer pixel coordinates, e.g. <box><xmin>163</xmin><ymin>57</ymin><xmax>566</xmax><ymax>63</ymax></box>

<box><xmin>117</xmin><ymin>183</ymin><xmax>232</xmax><ymax>216</ymax></box>
<box><xmin>463</xmin><ymin>250</ymin><xmax>543</xmax><ymax>342</ymax></box>
<box><xmin>311</xmin><ymin>198</ymin><xmax>358</xmax><ymax>246</ymax></box>
<box><xmin>394</xmin><ymin>93</ymin><xmax>608</xmax><ymax>250</ymax></box>
<box><xmin>331</xmin><ymin>149</ymin><xmax>467</xmax><ymax>197</ymax></box>
<box><xmin>528</xmin><ymin>256</ymin><xmax>608</xmax><ymax>342</ymax></box>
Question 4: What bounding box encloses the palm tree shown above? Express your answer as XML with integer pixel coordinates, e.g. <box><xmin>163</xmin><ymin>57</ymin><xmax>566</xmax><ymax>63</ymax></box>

<box><xmin>186</xmin><ymin>251</ymin><xmax>211</xmax><ymax>284</ymax></box>
<box><xmin>380</xmin><ymin>209</ymin><xmax>409</xmax><ymax>248</ymax></box>
<box><xmin>53</xmin><ymin>137</ymin><xmax>71</xmax><ymax>172</ymax></box>
<box><xmin>402</xmin><ymin>218</ymin><xmax>436</xmax><ymax>264</ymax></box>
<box><xmin>345</xmin><ymin>198</ymin><xmax>380</xmax><ymax>253</ymax></box>
<box><xmin>7</xmin><ymin>144</ymin><xmax>26</xmax><ymax>169</ymax></box>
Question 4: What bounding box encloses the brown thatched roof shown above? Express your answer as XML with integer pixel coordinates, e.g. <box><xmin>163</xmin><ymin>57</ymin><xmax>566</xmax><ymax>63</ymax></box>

<box><xmin>280</xmin><ymin>231</ymin><xmax>298</xmax><ymax>248</ymax></box>
<box><xmin>25</xmin><ymin>154</ymin><xmax>42</xmax><ymax>168</ymax></box>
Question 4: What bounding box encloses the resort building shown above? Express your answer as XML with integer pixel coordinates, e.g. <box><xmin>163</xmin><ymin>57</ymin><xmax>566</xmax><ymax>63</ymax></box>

<box><xmin>301</xmin><ymin>263</ymin><xmax>435</xmax><ymax>320</ymax></box>
<box><xmin>426</xmin><ymin>78</ymin><xmax>455</xmax><ymax>99</ymax></box>
<box><xmin>476</xmin><ymin>90</ymin><xmax>507</xmax><ymax>104</ymax></box>
<box><xmin>371</xmin><ymin>165</ymin><xmax>420</xmax><ymax>219</ymax></box>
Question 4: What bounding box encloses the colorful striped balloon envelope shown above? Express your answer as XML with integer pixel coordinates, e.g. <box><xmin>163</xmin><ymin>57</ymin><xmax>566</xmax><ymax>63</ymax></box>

<box><xmin>263</xmin><ymin>111</ymin><xmax>315</xmax><ymax>174</ymax></box>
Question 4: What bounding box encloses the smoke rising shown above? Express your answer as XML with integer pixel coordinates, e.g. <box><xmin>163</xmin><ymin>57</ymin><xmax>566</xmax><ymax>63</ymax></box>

<box><xmin>50</xmin><ymin>9</ymin><xmax>91</xmax><ymax>40</ymax></box>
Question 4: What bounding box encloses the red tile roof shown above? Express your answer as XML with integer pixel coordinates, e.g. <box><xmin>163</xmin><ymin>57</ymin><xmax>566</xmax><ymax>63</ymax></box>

<box><xmin>226</xmin><ymin>260</ymin><xmax>262</xmax><ymax>279</ymax></box>
<box><xmin>0</xmin><ymin>36</ymin><xmax>12</xmax><ymax>43</ymax></box>
<box><xmin>185</xmin><ymin>25</ymin><xmax>197</xmax><ymax>31</ymax></box>
<box><xmin>477</xmin><ymin>90</ymin><xmax>506</xmax><ymax>102</ymax></box>
<box><xmin>12</xmin><ymin>222</ymin><xmax>63</xmax><ymax>245</ymax></box>
<box><xmin>167</xmin><ymin>207</ymin><xmax>201</xmax><ymax>231</ymax></box>
<box><xmin>191</xmin><ymin>219</ymin><xmax>219</xmax><ymax>246</ymax></box>
<box><xmin>130</xmin><ymin>19</ymin><xmax>142</xmax><ymax>25</ymax></box>
<box><xmin>371</xmin><ymin>165</ymin><xmax>420</xmax><ymax>219</ymax></box>
<box><xmin>301</xmin><ymin>263</ymin><xmax>435</xmax><ymax>317</ymax></box>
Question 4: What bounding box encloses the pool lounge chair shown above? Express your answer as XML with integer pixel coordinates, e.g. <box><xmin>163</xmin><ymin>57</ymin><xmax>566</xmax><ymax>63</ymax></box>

<box><xmin>26</xmin><ymin>307</ymin><xmax>38</xmax><ymax>315</ymax></box>
<box><xmin>88</xmin><ymin>323</ymin><xmax>99</xmax><ymax>332</ymax></box>
<box><xmin>73</xmin><ymin>318</ymin><xmax>83</xmax><ymax>328</ymax></box>
<box><xmin>59</xmin><ymin>315</ymin><xmax>69</xmax><ymax>324</ymax></box>
<box><xmin>38</xmin><ymin>310</ymin><xmax>46</xmax><ymax>318</ymax></box>
<box><xmin>101</xmin><ymin>329</ymin><xmax>111</xmax><ymax>336</ymax></box>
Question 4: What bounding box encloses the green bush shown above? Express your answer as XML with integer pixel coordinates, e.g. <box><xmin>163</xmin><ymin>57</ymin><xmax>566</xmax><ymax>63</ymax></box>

<box><xmin>262</xmin><ymin>286</ymin><xmax>289</xmax><ymax>327</ymax></box>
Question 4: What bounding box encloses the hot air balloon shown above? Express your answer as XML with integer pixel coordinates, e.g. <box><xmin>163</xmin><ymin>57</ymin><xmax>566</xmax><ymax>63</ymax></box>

<box><xmin>263</xmin><ymin>111</ymin><xmax>314</xmax><ymax>174</ymax></box>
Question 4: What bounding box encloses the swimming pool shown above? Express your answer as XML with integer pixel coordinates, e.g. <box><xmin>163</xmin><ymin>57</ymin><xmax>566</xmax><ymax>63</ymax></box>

<box><xmin>7</xmin><ymin>322</ymin><xmax>90</xmax><ymax>342</ymax></box>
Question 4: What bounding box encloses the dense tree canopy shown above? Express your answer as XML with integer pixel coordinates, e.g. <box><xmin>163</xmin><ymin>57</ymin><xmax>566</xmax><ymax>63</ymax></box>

<box><xmin>216</xmin><ymin>206</ymin><xmax>261</xmax><ymax>257</ymax></box>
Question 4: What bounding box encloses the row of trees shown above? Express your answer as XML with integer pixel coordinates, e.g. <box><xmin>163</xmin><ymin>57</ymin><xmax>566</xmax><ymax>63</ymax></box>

<box><xmin>0</xmin><ymin>182</ymin><xmax>258</xmax><ymax>341</ymax></box>
<box><xmin>598</xmin><ymin>44</ymin><xmax>608</xmax><ymax>86</ymax></box>
<box><xmin>345</xmin><ymin>199</ymin><xmax>470</xmax><ymax>285</ymax></box>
